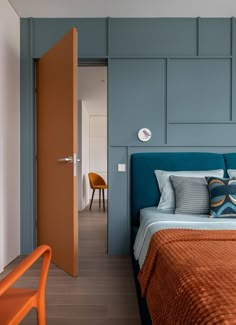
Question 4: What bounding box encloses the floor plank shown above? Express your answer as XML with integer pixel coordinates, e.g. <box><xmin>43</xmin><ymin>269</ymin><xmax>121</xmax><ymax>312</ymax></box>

<box><xmin>0</xmin><ymin>203</ymin><xmax>141</xmax><ymax>324</ymax></box>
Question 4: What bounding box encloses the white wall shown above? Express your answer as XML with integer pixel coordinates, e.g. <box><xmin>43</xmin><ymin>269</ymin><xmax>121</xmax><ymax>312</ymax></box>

<box><xmin>9</xmin><ymin>0</ymin><xmax>236</xmax><ymax>18</ymax></box>
<box><xmin>89</xmin><ymin>116</ymin><xmax>107</xmax><ymax>200</ymax></box>
<box><xmin>77</xmin><ymin>101</ymin><xmax>82</xmax><ymax>211</ymax></box>
<box><xmin>77</xmin><ymin>101</ymin><xmax>90</xmax><ymax>211</ymax></box>
<box><xmin>78</xmin><ymin>67</ymin><xmax>107</xmax><ymax>115</ymax></box>
<box><xmin>0</xmin><ymin>0</ymin><xmax>20</xmax><ymax>272</ymax></box>
<box><xmin>81</xmin><ymin>103</ymin><xmax>90</xmax><ymax>208</ymax></box>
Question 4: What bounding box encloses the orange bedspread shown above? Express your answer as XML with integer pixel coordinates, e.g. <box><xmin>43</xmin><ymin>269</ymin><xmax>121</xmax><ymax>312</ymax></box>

<box><xmin>138</xmin><ymin>229</ymin><xmax>236</xmax><ymax>324</ymax></box>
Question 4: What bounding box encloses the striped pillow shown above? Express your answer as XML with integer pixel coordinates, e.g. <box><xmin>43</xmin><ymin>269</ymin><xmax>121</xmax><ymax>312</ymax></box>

<box><xmin>206</xmin><ymin>177</ymin><xmax>236</xmax><ymax>218</ymax></box>
<box><xmin>170</xmin><ymin>176</ymin><xmax>209</xmax><ymax>215</ymax></box>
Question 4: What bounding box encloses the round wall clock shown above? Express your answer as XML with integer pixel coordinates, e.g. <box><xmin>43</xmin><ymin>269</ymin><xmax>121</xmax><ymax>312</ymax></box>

<box><xmin>137</xmin><ymin>128</ymin><xmax>152</xmax><ymax>142</ymax></box>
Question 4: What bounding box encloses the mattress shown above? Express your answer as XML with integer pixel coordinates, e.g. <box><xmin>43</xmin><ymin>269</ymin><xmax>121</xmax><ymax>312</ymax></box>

<box><xmin>134</xmin><ymin>207</ymin><xmax>236</xmax><ymax>268</ymax></box>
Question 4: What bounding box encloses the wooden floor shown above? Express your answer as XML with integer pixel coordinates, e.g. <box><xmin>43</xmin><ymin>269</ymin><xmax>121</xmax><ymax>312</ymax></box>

<box><xmin>1</xmin><ymin>203</ymin><xmax>141</xmax><ymax>324</ymax></box>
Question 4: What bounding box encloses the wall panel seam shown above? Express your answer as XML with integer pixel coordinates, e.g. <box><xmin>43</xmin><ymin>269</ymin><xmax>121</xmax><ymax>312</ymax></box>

<box><xmin>165</xmin><ymin>58</ymin><xmax>168</xmax><ymax>144</ymax></box>
<box><xmin>231</xmin><ymin>17</ymin><xmax>235</xmax><ymax>120</ymax></box>
<box><xmin>197</xmin><ymin>17</ymin><xmax>200</xmax><ymax>56</ymax></box>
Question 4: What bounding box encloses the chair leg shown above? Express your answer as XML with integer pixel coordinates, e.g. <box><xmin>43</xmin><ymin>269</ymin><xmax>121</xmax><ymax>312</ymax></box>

<box><xmin>90</xmin><ymin>189</ymin><xmax>95</xmax><ymax>210</ymax></box>
<box><xmin>99</xmin><ymin>189</ymin><xmax>101</xmax><ymax>208</ymax></box>
<box><xmin>102</xmin><ymin>189</ymin><xmax>105</xmax><ymax>211</ymax></box>
<box><xmin>37</xmin><ymin>302</ymin><xmax>46</xmax><ymax>325</ymax></box>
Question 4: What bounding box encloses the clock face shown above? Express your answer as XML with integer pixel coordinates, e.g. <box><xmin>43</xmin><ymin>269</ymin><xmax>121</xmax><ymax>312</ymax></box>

<box><xmin>138</xmin><ymin>128</ymin><xmax>152</xmax><ymax>142</ymax></box>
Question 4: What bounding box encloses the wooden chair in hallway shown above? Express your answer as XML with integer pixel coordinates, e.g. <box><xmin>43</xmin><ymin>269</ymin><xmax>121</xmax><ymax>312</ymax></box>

<box><xmin>0</xmin><ymin>245</ymin><xmax>52</xmax><ymax>325</ymax></box>
<box><xmin>88</xmin><ymin>172</ymin><xmax>108</xmax><ymax>211</ymax></box>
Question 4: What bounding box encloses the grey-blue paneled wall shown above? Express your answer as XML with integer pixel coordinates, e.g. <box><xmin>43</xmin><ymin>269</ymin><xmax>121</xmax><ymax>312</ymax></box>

<box><xmin>109</xmin><ymin>59</ymin><xmax>166</xmax><ymax>145</ymax></box>
<box><xmin>20</xmin><ymin>18</ymin><xmax>236</xmax><ymax>255</ymax></box>
<box><xmin>32</xmin><ymin>18</ymin><xmax>107</xmax><ymax>58</ymax></box>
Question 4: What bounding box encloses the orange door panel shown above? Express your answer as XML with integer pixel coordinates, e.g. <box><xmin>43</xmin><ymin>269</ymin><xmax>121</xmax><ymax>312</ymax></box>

<box><xmin>37</xmin><ymin>28</ymin><xmax>78</xmax><ymax>276</ymax></box>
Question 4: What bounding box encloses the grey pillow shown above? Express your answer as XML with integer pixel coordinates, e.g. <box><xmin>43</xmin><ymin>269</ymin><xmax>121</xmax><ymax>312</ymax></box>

<box><xmin>169</xmin><ymin>176</ymin><xmax>210</xmax><ymax>215</ymax></box>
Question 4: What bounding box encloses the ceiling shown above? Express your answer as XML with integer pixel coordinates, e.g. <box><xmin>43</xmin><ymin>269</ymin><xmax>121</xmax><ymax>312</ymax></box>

<box><xmin>9</xmin><ymin>0</ymin><xmax>236</xmax><ymax>18</ymax></box>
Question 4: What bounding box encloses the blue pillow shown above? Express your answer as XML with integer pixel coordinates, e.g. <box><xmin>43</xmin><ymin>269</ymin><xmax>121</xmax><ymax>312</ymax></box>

<box><xmin>206</xmin><ymin>177</ymin><xmax>236</xmax><ymax>218</ymax></box>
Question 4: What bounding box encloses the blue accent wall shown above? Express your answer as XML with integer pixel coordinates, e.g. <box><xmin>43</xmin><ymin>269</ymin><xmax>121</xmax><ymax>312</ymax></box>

<box><xmin>21</xmin><ymin>17</ymin><xmax>236</xmax><ymax>255</ymax></box>
<box><xmin>109</xmin><ymin>18</ymin><xmax>197</xmax><ymax>56</ymax></box>
<box><xmin>168</xmin><ymin>59</ymin><xmax>231</xmax><ymax>122</ymax></box>
<box><xmin>109</xmin><ymin>59</ymin><xmax>166</xmax><ymax>145</ymax></box>
<box><xmin>32</xmin><ymin>18</ymin><xmax>107</xmax><ymax>58</ymax></box>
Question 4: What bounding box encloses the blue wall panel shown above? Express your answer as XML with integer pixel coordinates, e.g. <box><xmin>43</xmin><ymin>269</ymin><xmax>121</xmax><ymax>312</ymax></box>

<box><xmin>33</xmin><ymin>18</ymin><xmax>107</xmax><ymax>58</ymax></box>
<box><xmin>20</xmin><ymin>19</ymin><xmax>36</xmax><ymax>254</ymax></box>
<box><xmin>128</xmin><ymin>146</ymin><xmax>236</xmax><ymax>155</ymax></box>
<box><xmin>168</xmin><ymin>124</ymin><xmax>236</xmax><ymax>146</ymax></box>
<box><xmin>108</xmin><ymin>147</ymin><xmax>129</xmax><ymax>255</ymax></box>
<box><xmin>168</xmin><ymin>59</ymin><xmax>231</xmax><ymax>122</ymax></box>
<box><xmin>232</xmin><ymin>18</ymin><xmax>236</xmax><ymax>120</ymax></box>
<box><xmin>109</xmin><ymin>18</ymin><xmax>197</xmax><ymax>57</ymax></box>
<box><xmin>199</xmin><ymin>18</ymin><xmax>232</xmax><ymax>56</ymax></box>
<box><xmin>109</xmin><ymin>59</ymin><xmax>166</xmax><ymax>145</ymax></box>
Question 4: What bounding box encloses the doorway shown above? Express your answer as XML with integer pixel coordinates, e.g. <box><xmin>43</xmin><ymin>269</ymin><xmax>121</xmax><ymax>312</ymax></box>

<box><xmin>77</xmin><ymin>65</ymin><xmax>108</xmax><ymax>255</ymax></box>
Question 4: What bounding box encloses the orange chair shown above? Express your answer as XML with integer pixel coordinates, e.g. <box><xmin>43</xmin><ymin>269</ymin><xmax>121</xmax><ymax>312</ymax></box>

<box><xmin>0</xmin><ymin>245</ymin><xmax>52</xmax><ymax>325</ymax></box>
<box><xmin>88</xmin><ymin>172</ymin><xmax>108</xmax><ymax>211</ymax></box>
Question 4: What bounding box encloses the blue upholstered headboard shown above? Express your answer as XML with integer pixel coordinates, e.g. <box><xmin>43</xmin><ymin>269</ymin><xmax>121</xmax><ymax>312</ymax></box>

<box><xmin>131</xmin><ymin>152</ymin><xmax>236</xmax><ymax>226</ymax></box>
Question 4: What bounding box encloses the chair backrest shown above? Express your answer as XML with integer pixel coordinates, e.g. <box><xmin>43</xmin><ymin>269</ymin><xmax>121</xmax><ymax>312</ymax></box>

<box><xmin>88</xmin><ymin>172</ymin><xmax>106</xmax><ymax>189</ymax></box>
<box><xmin>0</xmin><ymin>245</ymin><xmax>52</xmax><ymax>297</ymax></box>
<box><xmin>0</xmin><ymin>245</ymin><xmax>51</xmax><ymax>324</ymax></box>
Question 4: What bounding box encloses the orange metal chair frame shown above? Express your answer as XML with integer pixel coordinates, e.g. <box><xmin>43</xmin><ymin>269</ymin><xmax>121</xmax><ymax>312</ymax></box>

<box><xmin>0</xmin><ymin>245</ymin><xmax>52</xmax><ymax>325</ymax></box>
<box><xmin>88</xmin><ymin>172</ymin><xmax>108</xmax><ymax>211</ymax></box>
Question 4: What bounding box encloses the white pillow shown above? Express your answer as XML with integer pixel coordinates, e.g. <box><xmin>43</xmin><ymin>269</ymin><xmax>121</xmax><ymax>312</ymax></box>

<box><xmin>154</xmin><ymin>169</ymin><xmax>224</xmax><ymax>211</ymax></box>
<box><xmin>227</xmin><ymin>169</ymin><xmax>236</xmax><ymax>178</ymax></box>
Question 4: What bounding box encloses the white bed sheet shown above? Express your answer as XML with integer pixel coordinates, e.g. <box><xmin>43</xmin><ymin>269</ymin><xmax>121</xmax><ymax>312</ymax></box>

<box><xmin>134</xmin><ymin>207</ymin><xmax>236</xmax><ymax>268</ymax></box>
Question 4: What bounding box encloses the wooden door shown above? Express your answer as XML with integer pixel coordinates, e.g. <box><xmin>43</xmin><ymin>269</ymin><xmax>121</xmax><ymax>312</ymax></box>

<box><xmin>36</xmin><ymin>28</ymin><xmax>78</xmax><ymax>276</ymax></box>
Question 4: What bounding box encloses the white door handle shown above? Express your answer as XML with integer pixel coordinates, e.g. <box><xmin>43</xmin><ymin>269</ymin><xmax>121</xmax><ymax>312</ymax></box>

<box><xmin>58</xmin><ymin>156</ymin><xmax>73</xmax><ymax>163</ymax></box>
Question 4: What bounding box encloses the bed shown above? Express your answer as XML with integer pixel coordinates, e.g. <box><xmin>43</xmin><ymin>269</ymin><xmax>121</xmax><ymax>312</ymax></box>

<box><xmin>131</xmin><ymin>152</ymin><xmax>236</xmax><ymax>324</ymax></box>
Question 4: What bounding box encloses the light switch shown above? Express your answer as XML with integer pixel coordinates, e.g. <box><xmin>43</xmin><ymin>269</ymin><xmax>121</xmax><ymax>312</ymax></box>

<box><xmin>118</xmin><ymin>164</ymin><xmax>126</xmax><ymax>172</ymax></box>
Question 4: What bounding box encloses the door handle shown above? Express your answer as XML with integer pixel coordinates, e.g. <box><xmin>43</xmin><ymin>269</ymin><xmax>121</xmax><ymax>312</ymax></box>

<box><xmin>58</xmin><ymin>156</ymin><xmax>73</xmax><ymax>163</ymax></box>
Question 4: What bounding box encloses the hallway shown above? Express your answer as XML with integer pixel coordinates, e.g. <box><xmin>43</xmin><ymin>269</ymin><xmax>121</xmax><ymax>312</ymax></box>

<box><xmin>1</xmin><ymin>204</ymin><xmax>141</xmax><ymax>324</ymax></box>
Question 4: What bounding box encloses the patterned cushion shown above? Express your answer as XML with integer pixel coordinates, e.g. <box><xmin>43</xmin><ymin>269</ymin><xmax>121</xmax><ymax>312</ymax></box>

<box><xmin>170</xmin><ymin>176</ymin><xmax>210</xmax><ymax>214</ymax></box>
<box><xmin>206</xmin><ymin>177</ymin><xmax>236</xmax><ymax>218</ymax></box>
